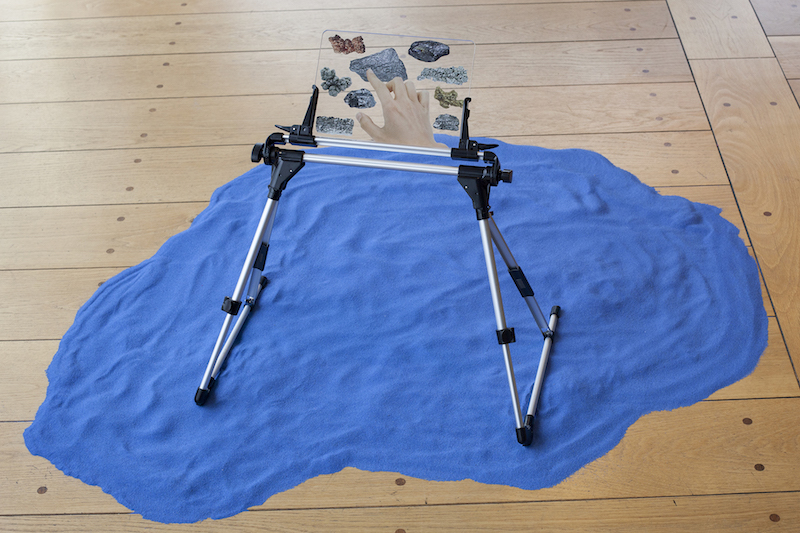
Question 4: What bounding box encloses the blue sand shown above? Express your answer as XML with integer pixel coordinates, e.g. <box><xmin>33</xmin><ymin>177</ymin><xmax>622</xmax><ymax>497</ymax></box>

<box><xmin>25</xmin><ymin>136</ymin><xmax>768</xmax><ymax>523</ymax></box>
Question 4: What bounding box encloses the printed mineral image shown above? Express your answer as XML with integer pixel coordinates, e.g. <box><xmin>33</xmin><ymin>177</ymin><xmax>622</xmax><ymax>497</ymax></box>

<box><xmin>329</xmin><ymin>34</ymin><xmax>366</xmax><ymax>54</ymax></box>
<box><xmin>320</xmin><ymin>67</ymin><xmax>352</xmax><ymax>97</ymax></box>
<box><xmin>418</xmin><ymin>66</ymin><xmax>469</xmax><ymax>85</ymax></box>
<box><xmin>344</xmin><ymin>88</ymin><xmax>377</xmax><ymax>109</ymax></box>
<box><xmin>434</xmin><ymin>87</ymin><xmax>463</xmax><ymax>108</ymax></box>
<box><xmin>316</xmin><ymin>116</ymin><xmax>355</xmax><ymax>135</ymax></box>
<box><xmin>433</xmin><ymin>114</ymin><xmax>460</xmax><ymax>131</ymax></box>
<box><xmin>408</xmin><ymin>40</ymin><xmax>450</xmax><ymax>62</ymax></box>
<box><xmin>350</xmin><ymin>48</ymin><xmax>408</xmax><ymax>82</ymax></box>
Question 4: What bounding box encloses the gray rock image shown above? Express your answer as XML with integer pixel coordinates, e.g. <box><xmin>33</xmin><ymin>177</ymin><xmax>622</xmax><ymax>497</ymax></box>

<box><xmin>433</xmin><ymin>114</ymin><xmax>460</xmax><ymax>131</ymax></box>
<box><xmin>320</xmin><ymin>67</ymin><xmax>352</xmax><ymax>97</ymax></box>
<box><xmin>417</xmin><ymin>66</ymin><xmax>468</xmax><ymax>85</ymax></box>
<box><xmin>344</xmin><ymin>88</ymin><xmax>377</xmax><ymax>109</ymax></box>
<box><xmin>408</xmin><ymin>40</ymin><xmax>450</xmax><ymax>62</ymax></box>
<box><xmin>316</xmin><ymin>116</ymin><xmax>354</xmax><ymax>135</ymax></box>
<box><xmin>350</xmin><ymin>48</ymin><xmax>408</xmax><ymax>82</ymax></box>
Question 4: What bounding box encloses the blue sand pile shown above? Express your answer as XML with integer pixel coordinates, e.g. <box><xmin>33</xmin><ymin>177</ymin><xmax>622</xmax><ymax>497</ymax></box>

<box><xmin>25</xmin><ymin>137</ymin><xmax>767</xmax><ymax>523</ymax></box>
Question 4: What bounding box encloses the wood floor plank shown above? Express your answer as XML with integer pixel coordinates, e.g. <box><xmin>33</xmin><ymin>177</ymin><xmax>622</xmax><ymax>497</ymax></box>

<box><xmin>0</xmin><ymin>40</ymin><xmax>692</xmax><ymax>105</ymax></box>
<box><xmin>0</xmin><ymin>0</ymin><xmax>636</xmax><ymax>22</ymax></box>
<box><xmin>511</xmin><ymin>132</ymin><xmax>728</xmax><ymax>188</ymax></box>
<box><xmin>0</xmin><ymin>268</ymin><xmax>125</xmax><ymax>341</ymax></box>
<box><xmin>0</xmin><ymin>491</ymin><xmax>798</xmax><ymax>532</ymax></box>
<box><xmin>0</xmin><ymin>2</ymin><xmax>677</xmax><ymax>61</ymax></box>
<box><xmin>751</xmin><ymin>0</ymin><xmax>800</xmax><ymax>36</ymax></box>
<box><xmin>666</xmin><ymin>0</ymin><xmax>775</xmax><ymax>59</ymax></box>
<box><xmin>771</xmin><ymin>35</ymin><xmax>800</xmax><ymax>78</ymax></box>
<box><xmin>0</xmin><ymin>204</ymin><xmax>201</xmax><ymax>270</ymax></box>
<box><xmin>0</xmin><ymin>341</ymin><xmax>59</xmax><ymax>420</ymax></box>
<box><xmin>0</xmin><ymin>84</ymin><xmax>708</xmax><ymax>153</ymax></box>
<box><xmin>0</xmin><ymin>131</ymin><xmax>726</xmax><ymax>209</ymax></box>
<box><xmin>5</xmin><ymin>399</ymin><xmax>799</xmax><ymax>515</ymax></box>
<box><xmin>709</xmin><ymin>317</ymin><xmax>798</xmax><ymax>399</ymax></box>
<box><xmin>691</xmin><ymin>57</ymin><xmax>800</xmax><ymax>375</ymax></box>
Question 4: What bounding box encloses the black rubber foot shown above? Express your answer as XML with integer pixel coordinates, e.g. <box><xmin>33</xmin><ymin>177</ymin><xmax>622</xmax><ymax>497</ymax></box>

<box><xmin>516</xmin><ymin>426</ymin><xmax>533</xmax><ymax>446</ymax></box>
<box><xmin>195</xmin><ymin>387</ymin><xmax>210</xmax><ymax>405</ymax></box>
<box><xmin>194</xmin><ymin>377</ymin><xmax>215</xmax><ymax>406</ymax></box>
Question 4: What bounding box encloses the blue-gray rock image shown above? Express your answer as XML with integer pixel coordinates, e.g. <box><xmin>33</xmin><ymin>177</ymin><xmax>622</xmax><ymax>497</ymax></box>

<box><xmin>433</xmin><ymin>114</ymin><xmax>460</xmax><ymax>131</ymax></box>
<box><xmin>316</xmin><ymin>116</ymin><xmax>354</xmax><ymax>135</ymax></box>
<box><xmin>408</xmin><ymin>40</ymin><xmax>450</xmax><ymax>62</ymax></box>
<box><xmin>320</xmin><ymin>67</ymin><xmax>352</xmax><ymax>97</ymax></box>
<box><xmin>418</xmin><ymin>66</ymin><xmax>468</xmax><ymax>85</ymax></box>
<box><xmin>344</xmin><ymin>88</ymin><xmax>377</xmax><ymax>109</ymax></box>
<box><xmin>349</xmin><ymin>48</ymin><xmax>408</xmax><ymax>82</ymax></box>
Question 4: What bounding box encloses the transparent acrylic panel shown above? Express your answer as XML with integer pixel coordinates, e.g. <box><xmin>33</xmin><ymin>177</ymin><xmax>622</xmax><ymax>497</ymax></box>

<box><xmin>313</xmin><ymin>30</ymin><xmax>476</xmax><ymax>143</ymax></box>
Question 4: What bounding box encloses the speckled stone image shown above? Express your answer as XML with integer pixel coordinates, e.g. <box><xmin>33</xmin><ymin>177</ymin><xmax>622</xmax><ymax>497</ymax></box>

<box><xmin>418</xmin><ymin>66</ymin><xmax>468</xmax><ymax>85</ymax></box>
<box><xmin>344</xmin><ymin>88</ymin><xmax>377</xmax><ymax>109</ymax></box>
<box><xmin>434</xmin><ymin>87</ymin><xmax>463</xmax><ymax>108</ymax></box>
<box><xmin>320</xmin><ymin>67</ymin><xmax>352</xmax><ymax>97</ymax></box>
<box><xmin>433</xmin><ymin>114</ymin><xmax>460</xmax><ymax>131</ymax></box>
<box><xmin>349</xmin><ymin>48</ymin><xmax>408</xmax><ymax>82</ymax></box>
<box><xmin>316</xmin><ymin>116</ymin><xmax>354</xmax><ymax>135</ymax></box>
<box><xmin>408</xmin><ymin>40</ymin><xmax>450</xmax><ymax>62</ymax></box>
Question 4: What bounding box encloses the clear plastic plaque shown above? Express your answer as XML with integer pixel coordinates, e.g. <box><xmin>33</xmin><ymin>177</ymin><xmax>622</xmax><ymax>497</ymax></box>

<box><xmin>312</xmin><ymin>30</ymin><xmax>476</xmax><ymax>143</ymax></box>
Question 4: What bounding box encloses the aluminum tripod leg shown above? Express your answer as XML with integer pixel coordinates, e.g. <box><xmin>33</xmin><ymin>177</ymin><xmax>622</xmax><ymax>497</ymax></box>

<box><xmin>478</xmin><ymin>218</ymin><xmax>528</xmax><ymax>444</ymax></box>
<box><xmin>195</xmin><ymin>197</ymin><xmax>279</xmax><ymax>405</ymax></box>
<box><xmin>485</xmin><ymin>216</ymin><xmax>560</xmax><ymax>427</ymax></box>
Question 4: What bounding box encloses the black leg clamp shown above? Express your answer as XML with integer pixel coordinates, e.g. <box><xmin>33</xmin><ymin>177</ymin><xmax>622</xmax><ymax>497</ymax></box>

<box><xmin>496</xmin><ymin>327</ymin><xmax>516</xmax><ymax>344</ymax></box>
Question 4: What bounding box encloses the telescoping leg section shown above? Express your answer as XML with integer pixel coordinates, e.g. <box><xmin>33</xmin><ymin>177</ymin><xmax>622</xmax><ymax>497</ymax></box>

<box><xmin>194</xmin><ymin>87</ymin><xmax>560</xmax><ymax>445</ymax></box>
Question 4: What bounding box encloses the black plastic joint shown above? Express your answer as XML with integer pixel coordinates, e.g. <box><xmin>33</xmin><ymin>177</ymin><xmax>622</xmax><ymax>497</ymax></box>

<box><xmin>496</xmin><ymin>327</ymin><xmax>516</xmax><ymax>344</ymax></box>
<box><xmin>508</xmin><ymin>267</ymin><xmax>535</xmax><ymax>298</ymax></box>
<box><xmin>525</xmin><ymin>414</ymin><xmax>535</xmax><ymax>428</ymax></box>
<box><xmin>259</xmin><ymin>276</ymin><xmax>268</xmax><ymax>288</ymax></box>
<box><xmin>551</xmin><ymin>305</ymin><xmax>561</xmax><ymax>317</ymax></box>
<box><xmin>222</xmin><ymin>297</ymin><xmax>242</xmax><ymax>315</ymax></box>
<box><xmin>254</xmin><ymin>243</ymin><xmax>269</xmax><ymax>271</ymax></box>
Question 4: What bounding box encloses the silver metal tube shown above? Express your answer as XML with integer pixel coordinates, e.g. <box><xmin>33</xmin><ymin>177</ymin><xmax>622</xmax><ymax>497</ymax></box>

<box><xmin>212</xmin><ymin>303</ymin><xmax>253</xmax><ymax>379</ymax></box>
<box><xmin>479</xmin><ymin>218</ymin><xmax>524</xmax><ymax>429</ymax></box>
<box><xmin>287</xmin><ymin>134</ymin><xmax>485</xmax><ymax>160</ymax></box>
<box><xmin>303</xmin><ymin>153</ymin><xmax>460</xmax><ymax>175</ymax></box>
<box><xmin>526</xmin><ymin>311</ymin><xmax>559</xmax><ymax>419</ymax></box>
<box><xmin>479</xmin><ymin>219</ymin><xmax>507</xmax><ymax>329</ymax></box>
<box><xmin>488</xmin><ymin>217</ymin><xmax>551</xmax><ymax>334</ymax></box>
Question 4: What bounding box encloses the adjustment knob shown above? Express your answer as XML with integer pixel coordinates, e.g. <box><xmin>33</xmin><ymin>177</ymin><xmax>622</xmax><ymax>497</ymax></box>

<box><xmin>251</xmin><ymin>143</ymin><xmax>265</xmax><ymax>163</ymax></box>
<box><xmin>500</xmin><ymin>169</ymin><xmax>513</xmax><ymax>183</ymax></box>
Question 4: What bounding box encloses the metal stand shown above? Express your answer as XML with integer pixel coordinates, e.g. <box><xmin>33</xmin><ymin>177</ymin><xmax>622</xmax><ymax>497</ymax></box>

<box><xmin>194</xmin><ymin>87</ymin><xmax>561</xmax><ymax>445</ymax></box>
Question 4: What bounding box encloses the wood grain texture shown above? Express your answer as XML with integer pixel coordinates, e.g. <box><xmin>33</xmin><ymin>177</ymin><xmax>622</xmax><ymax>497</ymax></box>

<box><xmin>0</xmin><ymin>40</ymin><xmax>691</xmax><ymax>105</ymax></box>
<box><xmin>0</xmin><ymin>2</ymin><xmax>677</xmax><ymax>61</ymax></box>
<box><xmin>0</xmin><ymin>84</ymin><xmax>708</xmax><ymax>153</ymax></box>
<box><xmin>0</xmin><ymin>268</ymin><xmax>125</xmax><ymax>341</ymax></box>
<box><xmin>771</xmin><ymin>35</ymin><xmax>800</xmax><ymax>78</ymax></box>
<box><xmin>4</xmin><ymin>399</ymin><xmax>799</xmax><ymax>515</ymax></box>
<box><xmin>0</xmin><ymin>0</ymin><xmax>630</xmax><ymax>22</ymax></box>
<box><xmin>666</xmin><ymin>0</ymin><xmax>775</xmax><ymax>59</ymax></box>
<box><xmin>512</xmin><ymin>131</ymin><xmax>728</xmax><ymax>187</ymax></box>
<box><xmin>0</xmin><ymin>203</ymin><xmax>201</xmax><ymax>270</ymax></box>
<box><xmin>0</xmin><ymin>491</ymin><xmax>797</xmax><ymax>532</ymax></box>
<box><xmin>751</xmin><ymin>0</ymin><xmax>800</xmax><ymax>36</ymax></box>
<box><xmin>692</xmin><ymin>57</ymin><xmax>800</xmax><ymax>373</ymax></box>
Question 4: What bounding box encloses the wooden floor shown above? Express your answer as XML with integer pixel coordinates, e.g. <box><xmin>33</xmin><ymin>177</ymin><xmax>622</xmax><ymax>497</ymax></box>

<box><xmin>2</xmin><ymin>0</ymin><xmax>799</xmax><ymax>530</ymax></box>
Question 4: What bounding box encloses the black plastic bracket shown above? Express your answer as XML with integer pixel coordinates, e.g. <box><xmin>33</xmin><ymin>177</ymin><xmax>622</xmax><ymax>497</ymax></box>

<box><xmin>451</xmin><ymin>97</ymin><xmax>499</xmax><ymax>161</ymax></box>
<box><xmin>508</xmin><ymin>266</ymin><xmax>534</xmax><ymax>298</ymax></box>
<box><xmin>254</xmin><ymin>243</ymin><xmax>268</xmax><ymax>271</ymax></box>
<box><xmin>517</xmin><ymin>426</ymin><xmax>533</xmax><ymax>446</ymax></box>
<box><xmin>496</xmin><ymin>327</ymin><xmax>516</xmax><ymax>344</ymax></box>
<box><xmin>221</xmin><ymin>297</ymin><xmax>242</xmax><ymax>315</ymax></box>
<box><xmin>275</xmin><ymin>86</ymin><xmax>319</xmax><ymax>147</ymax></box>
